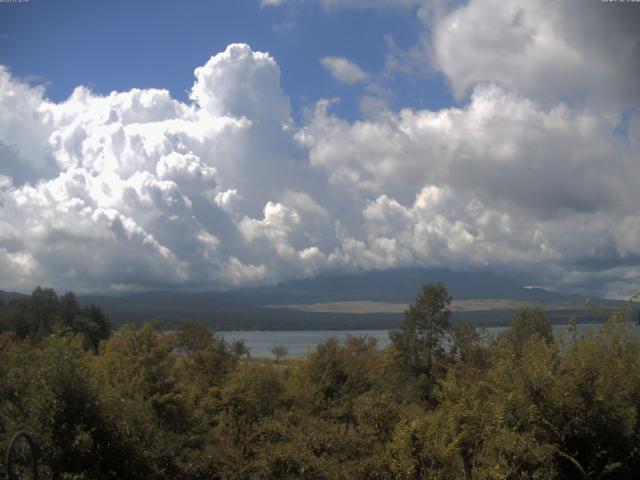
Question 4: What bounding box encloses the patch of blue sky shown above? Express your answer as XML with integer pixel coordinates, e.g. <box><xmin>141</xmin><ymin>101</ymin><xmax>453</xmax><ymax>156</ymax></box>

<box><xmin>0</xmin><ymin>0</ymin><xmax>454</xmax><ymax>122</ymax></box>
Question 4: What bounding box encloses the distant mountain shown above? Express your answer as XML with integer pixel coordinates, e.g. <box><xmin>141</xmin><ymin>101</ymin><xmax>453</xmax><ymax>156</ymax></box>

<box><xmin>78</xmin><ymin>292</ymin><xmax>400</xmax><ymax>331</ymax></box>
<box><xmin>205</xmin><ymin>267</ymin><xmax>594</xmax><ymax>305</ymax></box>
<box><xmin>76</xmin><ymin>268</ymin><xmax>622</xmax><ymax>330</ymax></box>
<box><xmin>0</xmin><ymin>290</ymin><xmax>28</xmax><ymax>303</ymax></box>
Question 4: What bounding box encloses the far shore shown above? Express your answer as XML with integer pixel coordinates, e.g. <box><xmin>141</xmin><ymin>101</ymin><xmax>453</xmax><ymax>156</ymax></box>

<box><xmin>266</xmin><ymin>298</ymin><xmax>587</xmax><ymax>315</ymax></box>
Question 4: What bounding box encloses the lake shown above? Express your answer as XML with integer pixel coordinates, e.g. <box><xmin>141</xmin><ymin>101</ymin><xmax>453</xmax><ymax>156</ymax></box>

<box><xmin>220</xmin><ymin>322</ymin><xmax>640</xmax><ymax>359</ymax></box>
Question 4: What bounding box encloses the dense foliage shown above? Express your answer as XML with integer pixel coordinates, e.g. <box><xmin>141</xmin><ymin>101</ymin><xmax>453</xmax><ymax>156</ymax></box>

<box><xmin>1</xmin><ymin>284</ymin><xmax>640</xmax><ymax>479</ymax></box>
<box><xmin>0</xmin><ymin>287</ymin><xmax>111</xmax><ymax>351</ymax></box>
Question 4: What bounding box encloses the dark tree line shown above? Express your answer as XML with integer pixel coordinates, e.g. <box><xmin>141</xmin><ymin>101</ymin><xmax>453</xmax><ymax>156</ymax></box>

<box><xmin>0</xmin><ymin>287</ymin><xmax>111</xmax><ymax>351</ymax></box>
<box><xmin>1</xmin><ymin>283</ymin><xmax>639</xmax><ymax>479</ymax></box>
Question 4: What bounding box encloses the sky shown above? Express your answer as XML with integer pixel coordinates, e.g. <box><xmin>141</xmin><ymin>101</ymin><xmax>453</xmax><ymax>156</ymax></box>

<box><xmin>0</xmin><ymin>0</ymin><xmax>639</xmax><ymax>298</ymax></box>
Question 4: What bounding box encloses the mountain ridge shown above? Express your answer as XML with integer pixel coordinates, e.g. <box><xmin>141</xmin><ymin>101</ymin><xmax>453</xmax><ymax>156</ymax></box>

<box><xmin>1</xmin><ymin>268</ymin><xmax>625</xmax><ymax>330</ymax></box>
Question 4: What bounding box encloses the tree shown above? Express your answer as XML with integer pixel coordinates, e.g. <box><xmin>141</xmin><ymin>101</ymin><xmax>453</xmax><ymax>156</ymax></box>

<box><xmin>59</xmin><ymin>291</ymin><xmax>80</xmax><ymax>327</ymax></box>
<box><xmin>0</xmin><ymin>298</ymin><xmax>6</xmax><ymax>334</ymax></box>
<box><xmin>231</xmin><ymin>339</ymin><xmax>250</xmax><ymax>359</ymax></box>
<box><xmin>302</xmin><ymin>336</ymin><xmax>379</xmax><ymax>425</ymax></box>
<box><xmin>29</xmin><ymin>286</ymin><xmax>58</xmax><ymax>337</ymax></box>
<box><xmin>220</xmin><ymin>363</ymin><xmax>286</xmax><ymax>442</ymax></box>
<box><xmin>390</xmin><ymin>282</ymin><xmax>451</xmax><ymax>403</ymax></box>
<box><xmin>176</xmin><ymin>320</ymin><xmax>237</xmax><ymax>392</ymax></box>
<box><xmin>72</xmin><ymin>304</ymin><xmax>112</xmax><ymax>352</ymax></box>
<box><xmin>270</xmin><ymin>345</ymin><xmax>289</xmax><ymax>363</ymax></box>
<box><xmin>5</xmin><ymin>288</ymin><xmax>111</xmax><ymax>350</ymax></box>
<box><xmin>498</xmin><ymin>307</ymin><xmax>553</xmax><ymax>355</ymax></box>
<box><xmin>10</xmin><ymin>287</ymin><xmax>59</xmax><ymax>340</ymax></box>
<box><xmin>177</xmin><ymin>320</ymin><xmax>214</xmax><ymax>353</ymax></box>
<box><xmin>84</xmin><ymin>304</ymin><xmax>112</xmax><ymax>348</ymax></box>
<box><xmin>450</xmin><ymin>322</ymin><xmax>488</xmax><ymax>368</ymax></box>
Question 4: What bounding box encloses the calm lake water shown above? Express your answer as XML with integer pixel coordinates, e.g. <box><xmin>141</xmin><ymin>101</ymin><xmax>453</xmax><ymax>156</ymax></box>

<box><xmin>220</xmin><ymin>323</ymin><xmax>640</xmax><ymax>359</ymax></box>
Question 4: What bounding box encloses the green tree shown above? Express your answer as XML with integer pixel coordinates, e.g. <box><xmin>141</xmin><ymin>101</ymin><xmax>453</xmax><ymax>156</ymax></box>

<box><xmin>10</xmin><ymin>287</ymin><xmax>59</xmax><ymax>340</ymax></box>
<box><xmin>390</xmin><ymin>282</ymin><xmax>451</xmax><ymax>403</ymax></box>
<box><xmin>498</xmin><ymin>307</ymin><xmax>553</xmax><ymax>355</ymax></box>
<box><xmin>177</xmin><ymin>320</ymin><xmax>214</xmax><ymax>353</ymax></box>
<box><xmin>0</xmin><ymin>335</ymin><xmax>141</xmax><ymax>479</ymax></box>
<box><xmin>0</xmin><ymin>298</ymin><xmax>6</xmax><ymax>334</ymax></box>
<box><xmin>176</xmin><ymin>321</ymin><xmax>237</xmax><ymax>392</ymax></box>
<box><xmin>69</xmin><ymin>304</ymin><xmax>113</xmax><ymax>352</ymax></box>
<box><xmin>59</xmin><ymin>291</ymin><xmax>80</xmax><ymax>327</ymax></box>
<box><xmin>5</xmin><ymin>288</ymin><xmax>111</xmax><ymax>350</ymax></box>
<box><xmin>28</xmin><ymin>286</ymin><xmax>59</xmax><ymax>337</ymax></box>
<box><xmin>270</xmin><ymin>345</ymin><xmax>289</xmax><ymax>363</ymax></box>
<box><xmin>450</xmin><ymin>322</ymin><xmax>487</xmax><ymax>367</ymax></box>
<box><xmin>219</xmin><ymin>363</ymin><xmax>286</xmax><ymax>447</ymax></box>
<box><xmin>231</xmin><ymin>339</ymin><xmax>250</xmax><ymax>359</ymax></box>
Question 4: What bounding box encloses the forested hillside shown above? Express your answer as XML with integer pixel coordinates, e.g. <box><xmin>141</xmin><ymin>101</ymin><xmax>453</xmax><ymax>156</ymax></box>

<box><xmin>1</xmin><ymin>284</ymin><xmax>640</xmax><ymax>478</ymax></box>
<box><xmin>1</xmin><ymin>269</ymin><xmax>622</xmax><ymax>331</ymax></box>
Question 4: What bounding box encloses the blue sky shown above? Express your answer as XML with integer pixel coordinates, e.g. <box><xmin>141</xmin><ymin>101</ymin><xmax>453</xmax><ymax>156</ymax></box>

<box><xmin>0</xmin><ymin>0</ymin><xmax>639</xmax><ymax>297</ymax></box>
<box><xmin>0</xmin><ymin>0</ymin><xmax>452</xmax><ymax>121</ymax></box>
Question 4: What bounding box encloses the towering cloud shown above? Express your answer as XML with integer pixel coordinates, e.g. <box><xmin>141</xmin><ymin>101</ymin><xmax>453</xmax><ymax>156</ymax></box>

<box><xmin>1</xmin><ymin>0</ymin><xmax>639</xmax><ymax>299</ymax></box>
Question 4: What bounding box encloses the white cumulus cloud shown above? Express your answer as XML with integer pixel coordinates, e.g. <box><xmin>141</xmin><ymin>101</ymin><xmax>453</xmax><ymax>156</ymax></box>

<box><xmin>0</xmin><ymin>33</ymin><xmax>639</xmax><ymax>297</ymax></box>
<box><xmin>432</xmin><ymin>0</ymin><xmax>640</xmax><ymax>110</ymax></box>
